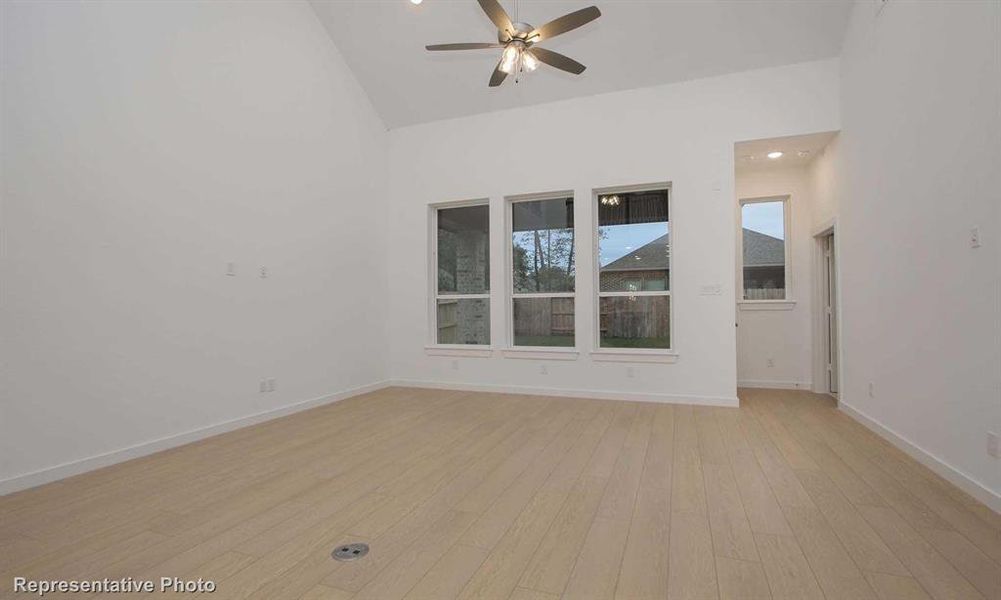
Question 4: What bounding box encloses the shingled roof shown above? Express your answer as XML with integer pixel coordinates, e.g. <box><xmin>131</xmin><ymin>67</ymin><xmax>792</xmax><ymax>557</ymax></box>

<box><xmin>602</xmin><ymin>234</ymin><xmax>671</xmax><ymax>272</ymax></box>
<box><xmin>742</xmin><ymin>228</ymin><xmax>785</xmax><ymax>267</ymax></box>
<box><xmin>601</xmin><ymin>229</ymin><xmax>783</xmax><ymax>272</ymax></box>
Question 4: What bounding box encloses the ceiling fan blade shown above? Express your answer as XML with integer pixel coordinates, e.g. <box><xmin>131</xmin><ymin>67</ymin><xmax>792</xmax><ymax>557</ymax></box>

<box><xmin>477</xmin><ymin>0</ymin><xmax>514</xmax><ymax>34</ymax></box>
<box><xmin>528</xmin><ymin>6</ymin><xmax>601</xmax><ymax>42</ymax></box>
<box><xmin>426</xmin><ymin>43</ymin><xmax>504</xmax><ymax>51</ymax></box>
<box><xmin>529</xmin><ymin>47</ymin><xmax>586</xmax><ymax>74</ymax></box>
<box><xmin>489</xmin><ymin>57</ymin><xmax>508</xmax><ymax>87</ymax></box>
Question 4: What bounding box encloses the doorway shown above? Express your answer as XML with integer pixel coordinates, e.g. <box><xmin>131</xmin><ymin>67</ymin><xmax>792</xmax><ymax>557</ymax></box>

<box><xmin>817</xmin><ymin>229</ymin><xmax>839</xmax><ymax>396</ymax></box>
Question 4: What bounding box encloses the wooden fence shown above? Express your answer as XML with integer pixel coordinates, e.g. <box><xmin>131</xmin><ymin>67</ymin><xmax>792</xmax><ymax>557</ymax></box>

<box><xmin>513</xmin><ymin>297</ymin><xmax>574</xmax><ymax>337</ymax></box>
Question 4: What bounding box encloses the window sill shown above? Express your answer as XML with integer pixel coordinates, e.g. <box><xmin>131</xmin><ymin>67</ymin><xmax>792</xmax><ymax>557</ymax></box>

<box><xmin>425</xmin><ymin>345</ymin><xmax>493</xmax><ymax>358</ymax></box>
<box><xmin>590</xmin><ymin>349</ymin><xmax>679</xmax><ymax>364</ymax></box>
<box><xmin>738</xmin><ymin>300</ymin><xmax>796</xmax><ymax>311</ymax></box>
<box><xmin>502</xmin><ymin>348</ymin><xmax>580</xmax><ymax>361</ymax></box>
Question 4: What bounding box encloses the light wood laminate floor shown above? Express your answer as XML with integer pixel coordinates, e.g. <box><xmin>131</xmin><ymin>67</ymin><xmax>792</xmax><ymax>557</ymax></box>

<box><xmin>1</xmin><ymin>387</ymin><xmax>998</xmax><ymax>599</ymax></box>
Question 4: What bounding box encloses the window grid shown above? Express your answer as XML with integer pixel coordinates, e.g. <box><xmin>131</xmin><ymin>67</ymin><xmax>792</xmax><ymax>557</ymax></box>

<box><xmin>739</xmin><ymin>196</ymin><xmax>790</xmax><ymax>302</ymax></box>
<box><xmin>508</xmin><ymin>195</ymin><xmax>576</xmax><ymax>349</ymax></box>
<box><xmin>594</xmin><ymin>185</ymin><xmax>673</xmax><ymax>351</ymax></box>
<box><xmin>432</xmin><ymin>202</ymin><xmax>490</xmax><ymax>346</ymax></box>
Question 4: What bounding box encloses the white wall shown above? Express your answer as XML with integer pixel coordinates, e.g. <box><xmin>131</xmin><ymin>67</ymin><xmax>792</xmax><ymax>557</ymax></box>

<box><xmin>836</xmin><ymin>0</ymin><xmax>1001</xmax><ymax>503</ymax></box>
<box><xmin>386</xmin><ymin>60</ymin><xmax>840</xmax><ymax>405</ymax></box>
<box><xmin>735</xmin><ymin>166</ymin><xmax>815</xmax><ymax>389</ymax></box>
<box><xmin>808</xmin><ymin>134</ymin><xmax>841</xmax><ymax>231</ymax></box>
<box><xmin>0</xmin><ymin>0</ymin><xmax>389</xmax><ymax>491</ymax></box>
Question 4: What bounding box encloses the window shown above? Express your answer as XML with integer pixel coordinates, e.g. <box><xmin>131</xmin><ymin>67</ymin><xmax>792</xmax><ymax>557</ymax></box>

<box><xmin>433</xmin><ymin>203</ymin><xmax>490</xmax><ymax>345</ymax></box>
<box><xmin>510</xmin><ymin>196</ymin><xmax>575</xmax><ymax>347</ymax></box>
<box><xmin>740</xmin><ymin>198</ymin><xmax>788</xmax><ymax>301</ymax></box>
<box><xmin>596</xmin><ymin>187</ymin><xmax>671</xmax><ymax>349</ymax></box>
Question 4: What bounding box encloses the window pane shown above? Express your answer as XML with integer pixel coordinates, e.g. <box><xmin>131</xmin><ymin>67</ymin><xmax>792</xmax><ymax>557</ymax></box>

<box><xmin>436</xmin><ymin>298</ymin><xmax>489</xmax><ymax>345</ymax></box>
<box><xmin>512</xmin><ymin>198</ymin><xmax>575</xmax><ymax>293</ymax></box>
<box><xmin>598</xmin><ymin>190</ymin><xmax>669</xmax><ymax>293</ymax></box>
<box><xmin>437</xmin><ymin>205</ymin><xmax>489</xmax><ymax>294</ymax></box>
<box><xmin>513</xmin><ymin>297</ymin><xmax>574</xmax><ymax>347</ymax></box>
<box><xmin>741</xmin><ymin>201</ymin><xmax>785</xmax><ymax>300</ymax></box>
<box><xmin>599</xmin><ymin>295</ymin><xmax>670</xmax><ymax>349</ymax></box>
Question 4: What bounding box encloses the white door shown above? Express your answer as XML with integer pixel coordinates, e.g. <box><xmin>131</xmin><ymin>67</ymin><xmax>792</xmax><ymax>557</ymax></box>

<box><xmin>824</xmin><ymin>233</ymin><xmax>839</xmax><ymax>394</ymax></box>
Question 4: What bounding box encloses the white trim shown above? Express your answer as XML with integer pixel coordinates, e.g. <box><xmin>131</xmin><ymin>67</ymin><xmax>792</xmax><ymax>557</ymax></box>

<box><xmin>812</xmin><ymin>218</ymin><xmax>836</xmax><ymax>238</ymax></box>
<box><xmin>590</xmin><ymin>350</ymin><xmax>678</xmax><ymax>364</ymax></box>
<box><xmin>0</xmin><ymin>380</ymin><xmax>391</xmax><ymax>497</ymax></box>
<box><xmin>392</xmin><ymin>379</ymin><xmax>738</xmax><ymax>407</ymax></box>
<box><xmin>599</xmin><ymin>290</ymin><xmax>672</xmax><ymax>298</ymax></box>
<box><xmin>511</xmin><ymin>292</ymin><xmax>575</xmax><ymax>299</ymax></box>
<box><xmin>737</xmin><ymin>379</ymin><xmax>812</xmax><ymax>390</ymax></box>
<box><xmin>505</xmin><ymin>191</ymin><xmax>579</xmax><ymax>351</ymax></box>
<box><xmin>738</xmin><ymin>195</ymin><xmax>791</xmax><ymax>302</ymax></box>
<box><xmin>437</xmin><ymin>293</ymin><xmax>491</xmax><ymax>301</ymax></box>
<box><xmin>811</xmin><ymin>221</ymin><xmax>843</xmax><ymax>397</ymax></box>
<box><xmin>839</xmin><ymin>402</ymin><xmax>1001</xmax><ymax>514</ymax></box>
<box><xmin>429</xmin><ymin>200</ymin><xmax>492</xmax><ymax>347</ymax></box>
<box><xmin>502</xmin><ymin>347</ymin><xmax>579</xmax><ymax>361</ymax></box>
<box><xmin>738</xmin><ymin>300</ymin><xmax>796</xmax><ymax>311</ymax></box>
<box><xmin>424</xmin><ymin>345</ymin><xmax>494</xmax><ymax>358</ymax></box>
<box><xmin>592</xmin><ymin>182</ymin><xmax>675</xmax><ymax>353</ymax></box>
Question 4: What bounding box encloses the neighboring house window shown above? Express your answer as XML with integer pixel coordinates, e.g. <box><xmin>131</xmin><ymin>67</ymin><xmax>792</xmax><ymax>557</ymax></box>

<box><xmin>434</xmin><ymin>203</ymin><xmax>490</xmax><ymax>345</ymax></box>
<box><xmin>740</xmin><ymin>198</ymin><xmax>788</xmax><ymax>300</ymax></box>
<box><xmin>510</xmin><ymin>196</ymin><xmax>575</xmax><ymax>347</ymax></box>
<box><xmin>597</xmin><ymin>187</ymin><xmax>671</xmax><ymax>349</ymax></box>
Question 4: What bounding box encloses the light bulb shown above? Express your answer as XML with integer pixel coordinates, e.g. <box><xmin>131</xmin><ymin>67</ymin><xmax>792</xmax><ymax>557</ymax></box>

<box><xmin>767</xmin><ymin>151</ymin><xmax>783</xmax><ymax>159</ymax></box>
<box><xmin>499</xmin><ymin>45</ymin><xmax>519</xmax><ymax>74</ymax></box>
<box><xmin>522</xmin><ymin>51</ymin><xmax>539</xmax><ymax>72</ymax></box>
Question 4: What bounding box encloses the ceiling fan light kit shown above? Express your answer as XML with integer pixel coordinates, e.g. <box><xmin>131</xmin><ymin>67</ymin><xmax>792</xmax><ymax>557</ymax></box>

<box><xmin>425</xmin><ymin>0</ymin><xmax>601</xmax><ymax>87</ymax></box>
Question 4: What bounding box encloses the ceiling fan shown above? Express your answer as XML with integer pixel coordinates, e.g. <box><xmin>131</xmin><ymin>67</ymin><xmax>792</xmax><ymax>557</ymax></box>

<box><xmin>425</xmin><ymin>0</ymin><xmax>601</xmax><ymax>87</ymax></box>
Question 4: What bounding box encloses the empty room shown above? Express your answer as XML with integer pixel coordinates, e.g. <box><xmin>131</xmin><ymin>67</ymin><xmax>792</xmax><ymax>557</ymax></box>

<box><xmin>1</xmin><ymin>0</ymin><xmax>998</xmax><ymax>598</ymax></box>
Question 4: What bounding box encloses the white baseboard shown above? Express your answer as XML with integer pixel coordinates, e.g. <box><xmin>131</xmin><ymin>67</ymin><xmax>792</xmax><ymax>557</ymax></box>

<box><xmin>0</xmin><ymin>380</ymin><xmax>390</xmax><ymax>497</ymax></box>
<box><xmin>839</xmin><ymin>402</ymin><xmax>1000</xmax><ymax>514</ymax></box>
<box><xmin>738</xmin><ymin>379</ymin><xmax>813</xmax><ymax>390</ymax></box>
<box><xmin>391</xmin><ymin>379</ymin><xmax>739</xmax><ymax>408</ymax></box>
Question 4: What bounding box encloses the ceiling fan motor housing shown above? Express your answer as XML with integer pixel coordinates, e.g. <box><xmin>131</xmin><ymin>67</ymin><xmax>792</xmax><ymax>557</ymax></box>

<box><xmin>500</xmin><ymin>22</ymin><xmax>535</xmax><ymax>43</ymax></box>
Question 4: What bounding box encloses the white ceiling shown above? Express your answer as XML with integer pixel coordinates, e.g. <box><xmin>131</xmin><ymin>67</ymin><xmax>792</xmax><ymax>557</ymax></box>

<box><xmin>735</xmin><ymin>131</ymin><xmax>838</xmax><ymax>172</ymax></box>
<box><xmin>309</xmin><ymin>0</ymin><xmax>853</xmax><ymax>129</ymax></box>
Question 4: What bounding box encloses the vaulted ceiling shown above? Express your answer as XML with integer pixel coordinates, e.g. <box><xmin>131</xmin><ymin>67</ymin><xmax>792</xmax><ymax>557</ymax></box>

<box><xmin>309</xmin><ymin>0</ymin><xmax>853</xmax><ymax>129</ymax></box>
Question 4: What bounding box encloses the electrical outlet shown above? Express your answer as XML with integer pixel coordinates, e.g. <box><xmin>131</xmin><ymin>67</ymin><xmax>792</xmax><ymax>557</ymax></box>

<box><xmin>766</xmin><ymin>358</ymin><xmax>775</xmax><ymax>368</ymax></box>
<box><xmin>266</xmin><ymin>378</ymin><xmax>276</xmax><ymax>392</ymax></box>
<box><xmin>626</xmin><ymin>366</ymin><xmax>635</xmax><ymax>378</ymax></box>
<box><xmin>539</xmin><ymin>365</ymin><xmax>548</xmax><ymax>375</ymax></box>
<box><xmin>868</xmin><ymin>382</ymin><xmax>875</xmax><ymax>398</ymax></box>
<box><xmin>988</xmin><ymin>432</ymin><xmax>999</xmax><ymax>458</ymax></box>
<box><xmin>259</xmin><ymin>379</ymin><xmax>267</xmax><ymax>393</ymax></box>
<box><xmin>226</xmin><ymin>262</ymin><xmax>237</xmax><ymax>277</ymax></box>
<box><xmin>259</xmin><ymin>266</ymin><xmax>269</xmax><ymax>279</ymax></box>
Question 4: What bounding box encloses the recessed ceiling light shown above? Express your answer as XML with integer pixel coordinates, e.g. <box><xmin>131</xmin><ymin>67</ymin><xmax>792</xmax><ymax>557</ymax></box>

<box><xmin>797</xmin><ymin>150</ymin><xmax>811</xmax><ymax>158</ymax></box>
<box><xmin>767</xmin><ymin>151</ymin><xmax>783</xmax><ymax>159</ymax></box>
<box><xmin>410</xmin><ymin>0</ymin><xmax>422</xmax><ymax>4</ymax></box>
<box><xmin>741</xmin><ymin>155</ymin><xmax>755</xmax><ymax>161</ymax></box>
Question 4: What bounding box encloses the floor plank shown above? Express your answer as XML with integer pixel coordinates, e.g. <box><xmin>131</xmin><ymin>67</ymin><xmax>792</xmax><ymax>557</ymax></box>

<box><xmin>1</xmin><ymin>387</ymin><xmax>997</xmax><ymax>600</ymax></box>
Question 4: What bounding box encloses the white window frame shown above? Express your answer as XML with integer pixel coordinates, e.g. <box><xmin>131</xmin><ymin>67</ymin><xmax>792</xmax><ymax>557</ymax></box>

<box><xmin>591</xmin><ymin>182</ymin><xmax>676</xmax><ymax>362</ymax></box>
<box><xmin>427</xmin><ymin>199</ymin><xmax>493</xmax><ymax>356</ymax></box>
<box><xmin>503</xmin><ymin>191</ymin><xmax>579</xmax><ymax>360</ymax></box>
<box><xmin>738</xmin><ymin>195</ymin><xmax>793</xmax><ymax>309</ymax></box>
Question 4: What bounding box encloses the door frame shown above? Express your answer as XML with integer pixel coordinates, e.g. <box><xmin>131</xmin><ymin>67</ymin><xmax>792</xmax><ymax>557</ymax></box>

<box><xmin>811</xmin><ymin>220</ymin><xmax>843</xmax><ymax>401</ymax></box>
